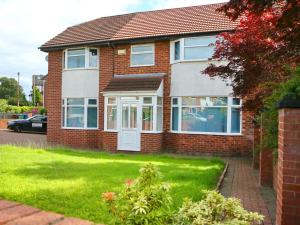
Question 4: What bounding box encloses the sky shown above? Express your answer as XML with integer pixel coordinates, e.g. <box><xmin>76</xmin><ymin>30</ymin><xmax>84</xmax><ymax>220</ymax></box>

<box><xmin>0</xmin><ymin>0</ymin><xmax>226</xmax><ymax>98</ymax></box>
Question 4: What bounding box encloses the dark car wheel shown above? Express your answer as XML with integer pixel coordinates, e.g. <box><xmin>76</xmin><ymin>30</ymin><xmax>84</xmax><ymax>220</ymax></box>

<box><xmin>14</xmin><ymin>126</ymin><xmax>22</xmax><ymax>132</ymax></box>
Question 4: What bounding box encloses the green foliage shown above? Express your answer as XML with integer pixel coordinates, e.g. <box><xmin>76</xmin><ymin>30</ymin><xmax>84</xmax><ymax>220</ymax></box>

<box><xmin>0</xmin><ymin>77</ymin><xmax>28</xmax><ymax>106</ymax></box>
<box><xmin>0</xmin><ymin>99</ymin><xmax>41</xmax><ymax>114</ymax></box>
<box><xmin>39</xmin><ymin>107</ymin><xmax>47</xmax><ymax>115</ymax></box>
<box><xmin>0</xmin><ymin>146</ymin><xmax>223</xmax><ymax>224</ymax></box>
<box><xmin>31</xmin><ymin>86</ymin><xmax>43</xmax><ymax>106</ymax></box>
<box><xmin>173</xmin><ymin>191</ymin><xmax>264</xmax><ymax>225</ymax></box>
<box><xmin>103</xmin><ymin>164</ymin><xmax>264</xmax><ymax>225</ymax></box>
<box><xmin>261</xmin><ymin>66</ymin><xmax>300</xmax><ymax>152</ymax></box>
<box><xmin>103</xmin><ymin>163</ymin><xmax>173</xmax><ymax>225</ymax></box>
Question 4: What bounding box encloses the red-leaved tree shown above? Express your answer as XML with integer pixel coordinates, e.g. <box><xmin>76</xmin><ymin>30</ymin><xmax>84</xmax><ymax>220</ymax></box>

<box><xmin>204</xmin><ymin>0</ymin><xmax>300</xmax><ymax>111</ymax></box>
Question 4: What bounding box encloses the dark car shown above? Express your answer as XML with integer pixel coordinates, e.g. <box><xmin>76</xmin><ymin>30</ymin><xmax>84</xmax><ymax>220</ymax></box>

<box><xmin>7</xmin><ymin>115</ymin><xmax>47</xmax><ymax>133</ymax></box>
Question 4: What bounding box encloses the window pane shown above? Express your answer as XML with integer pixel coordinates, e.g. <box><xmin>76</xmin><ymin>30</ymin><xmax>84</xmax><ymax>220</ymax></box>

<box><xmin>157</xmin><ymin>106</ymin><xmax>163</xmax><ymax>131</ymax></box>
<box><xmin>231</xmin><ymin>108</ymin><xmax>241</xmax><ymax>133</ymax></box>
<box><xmin>172</xmin><ymin>98</ymin><xmax>178</xmax><ymax>105</ymax></box>
<box><xmin>157</xmin><ymin>97</ymin><xmax>163</xmax><ymax>106</ymax></box>
<box><xmin>107</xmin><ymin>106</ymin><xmax>117</xmax><ymax>130</ymax></box>
<box><xmin>207</xmin><ymin>97</ymin><xmax>228</xmax><ymax>106</ymax></box>
<box><xmin>232</xmin><ymin>98</ymin><xmax>241</xmax><ymax>105</ymax></box>
<box><xmin>182</xmin><ymin>97</ymin><xmax>205</xmax><ymax>106</ymax></box>
<box><xmin>143</xmin><ymin>97</ymin><xmax>152</xmax><ymax>104</ymax></box>
<box><xmin>172</xmin><ymin>107</ymin><xmax>179</xmax><ymax>131</ymax></box>
<box><xmin>184</xmin><ymin>46</ymin><xmax>215</xmax><ymax>60</ymax></box>
<box><xmin>174</xmin><ymin>41</ymin><xmax>180</xmax><ymax>60</ymax></box>
<box><xmin>67</xmin><ymin>106</ymin><xmax>84</xmax><ymax>128</ymax></box>
<box><xmin>142</xmin><ymin>106</ymin><xmax>153</xmax><ymax>131</ymax></box>
<box><xmin>122</xmin><ymin>104</ymin><xmax>129</xmax><ymax>128</ymax></box>
<box><xmin>62</xmin><ymin>107</ymin><xmax>65</xmax><ymax>127</ymax></box>
<box><xmin>108</xmin><ymin>97</ymin><xmax>116</xmax><ymax>104</ymax></box>
<box><xmin>87</xmin><ymin>107</ymin><xmax>97</xmax><ymax>128</ymax></box>
<box><xmin>184</xmin><ymin>36</ymin><xmax>216</xmax><ymax>46</ymax></box>
<box><xmin>68</xmin><ymin>49</ymin><xmax>85</xmax><ymax>56</ymax></box>
<box><xmin>89</xmin><ymin>49</ymin><xmax>98</xmax><ymax>67</ymax></box>
<box><xmin>131</xmin><ymin>53</ymin><xmax>154</xmax><ymax>66</ymax></box>
<box><xmin>67</xmin><ymin>98</ymin><xmax>84</xmax><ymax>105</ymax></box>
<box><xmin>67</xmin><ymin>55</ymin><xmax>85</xmax><ymax>68</ymax></box>
<box><xmin>130</xmin><ymin>104</ymin><xmax>137</xmax><ymax>128</ymax></box>
<box><xmin>132</xmin><ymin>45</ymin><xmax>153</xmax><ymax>52</ymax></box>
<box><xmin>181</xmin><ymin>107</ymin><xmax>227</xmax><ymax>132</ymax></box>
<box><xmin>88</xmin><ymin>99</ymin><xmax>97</xmax><ymax>105</ymax></box>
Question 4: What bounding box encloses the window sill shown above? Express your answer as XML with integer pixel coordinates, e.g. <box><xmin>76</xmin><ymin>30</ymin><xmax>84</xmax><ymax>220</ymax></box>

<box><xmin>171</xmin><ymin>59</ymin><xmax>219</xmax><ymax>64</ymax></box>
<box><xmin>141</xmin><ymin>131</ymin><xmax>163</xmax><ymax>134</ymax></box>
<box><xmin>169</xmin><ymin>131</ymin><xmax>242</xmax><ymax>136</ymax></box>
<box><xmin>63</xmin><ymin>67</ymin><xmax>99</xmax><ymax>72</ymax></box>
<box><xmin>130</xmin><ymin>64</ymin><xmax>155</xmax><ymax>67</ymax></box>
<box><xmin>62</xmin><ymin>127</ymin><xmax>99</xmax><ymax>130</ymax></box>
<box><xmin>103</xmin><ymin>130</ymin><xmax>118</xmax><ymax>132</ymax></box>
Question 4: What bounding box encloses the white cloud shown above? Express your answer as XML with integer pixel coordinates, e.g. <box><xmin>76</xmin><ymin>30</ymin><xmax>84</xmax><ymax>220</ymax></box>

<box><xmin>0</xmin><ymin>0</ymin><xmax>226</xmax><ymax>98</ymax></box>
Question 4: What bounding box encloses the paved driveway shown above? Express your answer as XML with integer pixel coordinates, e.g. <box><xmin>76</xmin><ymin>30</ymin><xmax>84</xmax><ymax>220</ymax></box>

<box><xmin>0</xmin><ymin>130</ymin><xmax>47</xmax><ymax>147</ymax></box>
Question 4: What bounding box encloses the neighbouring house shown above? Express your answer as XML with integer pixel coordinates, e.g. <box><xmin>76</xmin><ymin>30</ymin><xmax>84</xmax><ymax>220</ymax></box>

<box><xmin>40</xmin><ymin>3</ymin><xmax>254</xmax><ymax>155</ymax></box>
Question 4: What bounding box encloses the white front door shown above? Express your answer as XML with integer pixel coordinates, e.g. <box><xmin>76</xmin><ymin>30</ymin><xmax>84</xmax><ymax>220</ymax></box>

<box><xmin>118</xmin><ymin>101</ymin><xmax>141</xmax><ymax>151</ymax></box>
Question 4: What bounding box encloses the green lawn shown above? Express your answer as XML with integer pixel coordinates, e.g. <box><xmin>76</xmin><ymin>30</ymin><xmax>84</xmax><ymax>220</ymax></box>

<box><xmin>0</xmin><ymin>145</ymin><xmax>224</xmax><ymax>224</ymax></box>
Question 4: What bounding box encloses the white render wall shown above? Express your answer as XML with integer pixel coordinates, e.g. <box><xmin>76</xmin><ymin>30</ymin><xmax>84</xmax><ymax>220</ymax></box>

<box><xmin>170</xmin><ymin>61</ymin><xmax>233</xmax><ymax>97</ymax></box>
<box><xmin>62</xmin><ymin>69</ymin><xmax>99</xmax><ymax>98</ymax></box>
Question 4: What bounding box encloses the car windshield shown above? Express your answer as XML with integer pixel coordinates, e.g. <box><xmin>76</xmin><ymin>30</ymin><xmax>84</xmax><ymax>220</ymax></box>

<box><xmin>27</xmin><ymin>116</ymin><xmax>43</xmax><ymax>121</ymax></box>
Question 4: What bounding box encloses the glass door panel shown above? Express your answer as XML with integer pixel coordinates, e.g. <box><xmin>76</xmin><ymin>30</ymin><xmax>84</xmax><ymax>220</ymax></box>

<box><xmin>122</xmin><ymin>104</ymin><xmax>129</xmax><ymax>128</ymax></box>
<box><xmin>130</xmin><ymin>104</ymin><xmax>137</xmax><ymax>128</ymax></box>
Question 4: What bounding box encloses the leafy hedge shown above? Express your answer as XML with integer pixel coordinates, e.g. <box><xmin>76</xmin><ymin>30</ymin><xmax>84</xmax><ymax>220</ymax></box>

<box><xmin>261</xmin><ymin>67</ymin><xmax>300</xmax><ymax>154</ymax></box>
<box><xmin>0</xmin><ymin>99</ymin><xmax>46</xmax><ymax>114</ymax></box>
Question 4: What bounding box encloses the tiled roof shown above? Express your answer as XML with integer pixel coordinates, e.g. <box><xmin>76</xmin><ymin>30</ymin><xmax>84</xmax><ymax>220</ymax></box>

<box><xmin>40</xmin><ymin>3</ymin><xmax>237</xmax><ymax>51</ymax></box>
<box><xmin>103</xmin><ymin>77</ymin><xmax>162</xmax><ymax>92</ymax></box>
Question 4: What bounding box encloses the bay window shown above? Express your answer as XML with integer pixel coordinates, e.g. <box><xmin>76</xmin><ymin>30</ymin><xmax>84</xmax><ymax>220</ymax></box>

<box><xmin>171</xmin><ymin>97</ymin><xmax>241</xmax><ymax>134</ymax></box>
<box><xmin>131</xmin><ymin>44</ymin><xmax>155</xmax><ymax>67</ymax></box>
<box><xmin>171</xmin><ymin>36</ymin><xmax>217</xmax><ymax>62</ymax></box>
<box><xmin>62</xmin><ymin>98</ymin><xmax>98</xmax><ymax>129</ymax></box>
<box><xmin>63</xmin><ymin>48</ymin><xmax>98</xmax><ymax>69</ymax></box>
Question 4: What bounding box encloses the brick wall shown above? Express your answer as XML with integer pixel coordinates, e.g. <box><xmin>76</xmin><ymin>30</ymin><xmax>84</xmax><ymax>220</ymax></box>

<box><xmin>46</xmin><ymin>51</ymin><xmax>62</xmax><ymax>145</ymax></box>
<box><xmin>164</xmin><ymin>110</ymin><xmax>254</xmax><ymax>156</ymax></box>
<box><xmin>46</xmin><ymin>41</ymin><xmax>254</xmax><ymax>155</ymax></box>
<box><xmin>259</xmin><ymin>149</ymin><xmax>273</xmax><ymax>186</ymax></box>
<box><xmin>276</xmin><ymin>107</ymin><xmax>300</xmax><ymax>225</ymax></box>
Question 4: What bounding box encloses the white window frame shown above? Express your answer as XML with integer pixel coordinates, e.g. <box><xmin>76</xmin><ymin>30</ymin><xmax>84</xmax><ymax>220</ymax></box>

<box><xmin>170</xmin><ymin>35</ymin><xmax>217</xmax><ymax>63</ymax></box>
<box><xmin>170</xmin><ymin>96</ymin><xmax>242</xmax><ymax>135</ymax></box>
<box><xmin>62</xmin><ymin>98</ymin><xmax>98</xmax><ymax>130</ymax></box>
<box><xmin>63</xmin><ymin>47</ymin><xmax>99</xmax><ymax>70</ymax></box>
<box><xmin>130</xmin><ymin>43</ymin><xmax>155</xmax><ymax>67</ymax></box>
<box><xmin>103</xmin><ymin>95</ymin><xmax>163</xmax><ymax>133</ymax></box>
<box><xmin>104</xmin><ymin>96</ymin><xmax>118</xmax><ymax>132</ymax></box>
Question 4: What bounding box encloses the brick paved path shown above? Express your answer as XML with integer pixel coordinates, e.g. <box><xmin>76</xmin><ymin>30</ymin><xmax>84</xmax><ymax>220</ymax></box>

<box><xmin>0</xmin><ymin>199</ymin><xmax>102</xmax><ymax>225</ymax></box>
<box><xmin>0</xmin><ymin>130</ymin><xmax>47</xmax><ymax>147</ymax></box>
<box><xmin>220</xmin><ymin>157</ymin><xmax>274</xmax><ymax>225</ymax></box>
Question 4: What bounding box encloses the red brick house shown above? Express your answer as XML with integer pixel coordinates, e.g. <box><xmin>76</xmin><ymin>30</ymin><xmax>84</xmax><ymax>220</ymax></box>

<box><xmin>40</xmin><ymin>3</ymin><xmax>254</xmax><ymax>155</ymax></box>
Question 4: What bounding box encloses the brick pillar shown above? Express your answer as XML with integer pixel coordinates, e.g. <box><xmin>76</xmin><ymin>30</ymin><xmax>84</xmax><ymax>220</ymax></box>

<box><xmin>276</xmin><ymin>98</ymin><xmax>300</xmax><ymax>225</ymax></box>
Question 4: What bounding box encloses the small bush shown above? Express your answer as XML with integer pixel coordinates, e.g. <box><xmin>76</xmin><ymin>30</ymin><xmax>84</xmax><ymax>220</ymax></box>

<box><xmin>103</xmin><ymin>164</ymin><xmax>264</xmax><ymax>225</ymax></box>
<box><xmin>102</xmin><ymin>163</ymin><xmax>173</xmax><ymax>225</ymax></box>
<box><xmin>174</xmin><ymin>191</ymin><xmax>264</xmax><ymax>225</ymax></box>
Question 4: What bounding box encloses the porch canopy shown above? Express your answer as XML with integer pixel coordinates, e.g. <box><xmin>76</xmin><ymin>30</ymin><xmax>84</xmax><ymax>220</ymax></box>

<box><xmin>103</xmin><ymin>74</ymin><xmax>163</xmax><ymax>94</ymax></box>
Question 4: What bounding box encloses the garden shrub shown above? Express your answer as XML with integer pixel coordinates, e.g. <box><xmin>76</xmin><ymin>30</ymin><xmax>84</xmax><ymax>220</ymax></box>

<box><xmin>102</xmin><ymin>163</ymin><xmax>173</xmax><ymax>225</ymax></box>
<box><xmin>173</xmin><ymin>191</ymin><xmax>264</xmax><ymax>225</ymax></box>
<box><xmin>260</xmin><ymin>66</ymin><xmax>300</xmax><ymax>155</ymax></box>
<box><xmin>103</xmin><ymin>164</ymin><xmax>264</xmax><ymax>225</ymax></box>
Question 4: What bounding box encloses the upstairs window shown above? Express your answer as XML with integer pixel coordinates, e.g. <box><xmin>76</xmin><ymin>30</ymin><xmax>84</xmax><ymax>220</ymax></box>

<box><xmin>131</xmin><ymin>44</ymin><xmax>155</xmax><ymax>67</ymax></box>
<box><xmin>64</xmin><ymin>48</ymin><xmax>98</xmax><ymax>69</ymax></box>
<box><xmin>171</xmin><ymin>36</ymin><xmax>217</xmax><ymax>62</ymax></box>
